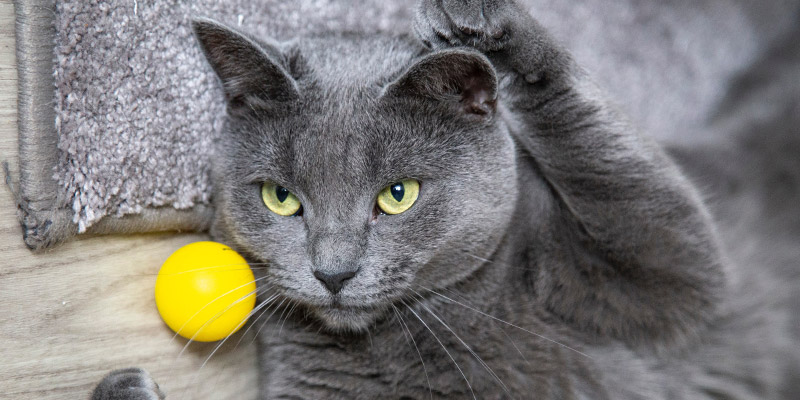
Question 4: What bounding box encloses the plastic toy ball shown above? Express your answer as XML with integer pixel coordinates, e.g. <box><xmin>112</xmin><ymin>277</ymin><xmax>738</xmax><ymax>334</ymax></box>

<box><xmin>155</xmin><ymin>241</ymin><xmax>256</xmax><ymax>342</ymax></box>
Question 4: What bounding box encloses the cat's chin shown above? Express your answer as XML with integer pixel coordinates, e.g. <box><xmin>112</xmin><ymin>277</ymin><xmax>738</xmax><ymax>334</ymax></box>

<box><xmin>313</xmin><ymin>304</ymin><xmax>383</xmax><ymax>333</ymax></box>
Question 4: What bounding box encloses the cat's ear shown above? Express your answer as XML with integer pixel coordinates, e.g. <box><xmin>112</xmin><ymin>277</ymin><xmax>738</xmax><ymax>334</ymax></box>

<box><xmin>192</xmin><ymin>18</ymin><xmax>299</xmax><ymax>112</ymax></box>
<box><xmin>382</xmin><ymin>49</ymin><xmax>497</xmax><ymax>117</ymax></box>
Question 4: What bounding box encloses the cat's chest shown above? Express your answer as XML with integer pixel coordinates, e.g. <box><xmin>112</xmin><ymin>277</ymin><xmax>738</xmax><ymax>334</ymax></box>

<box><xmin>254</xmin><ymin>303</ymin><xmax>582</xmax><ymax>399</ymax></box>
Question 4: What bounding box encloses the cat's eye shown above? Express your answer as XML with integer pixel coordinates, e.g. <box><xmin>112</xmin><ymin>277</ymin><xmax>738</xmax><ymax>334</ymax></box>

<box><xmin>376</xmin><ymin>179</ymin><xmax>420</xmax><ymax>215</ymax></box>
<box><xmin>261</xmin><ymin>182</ymin><xmax>302</xmax><ymax>216</ymax></box>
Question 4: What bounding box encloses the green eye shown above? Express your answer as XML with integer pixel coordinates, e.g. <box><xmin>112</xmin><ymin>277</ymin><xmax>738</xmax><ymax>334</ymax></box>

<box><xmin>261</xmin><ymin>183</ymin><xmax>302</xmax><ymax>216</ymax></box>
<box><xmin>376</xmin><ymin>179</ymin><xmax>420</xmax><ymax>215</ymax></box>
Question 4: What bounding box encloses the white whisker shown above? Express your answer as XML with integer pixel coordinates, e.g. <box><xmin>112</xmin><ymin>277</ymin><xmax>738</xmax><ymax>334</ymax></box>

<box><xmin>254</xmin><ymin>297</ymin><xmax>288</xmax><ymax>339</ymax></box>
<box><xmin>177</xmin><ymin>282</ymin><xmax>268</xmax><ymax>357</ymax></box>
<box><xmin>232</xmin><ymin>294</ymin><xmax>281</xmax><ymax>350</ymax></box>
<box><xmin>402</xmin><ymin>299</ymin><xmax>477</xmax><ymax>400</ymax></box>
<box><xmin>199</xmin><ymin>293</ymin><xmax>279</xmax><ymax>370</ymax></box>
<box><xmin>160</xmin><ymin>261</ymin><xmax>273</xmax><ymax>277</ymax></box>
<box><xmin>409</xmin><ymin>289</ymin><xmax>513</xmax><ymax>398</ymax></box>
<box><xmin>415</xmin><ymin>280</ymin><xmax>531</xmax><ymax>366</ymax></box>
<box><xmin>279</xmin><ymin>299</ymin><xmax>299</xmax><ymax>335</ymax></box>
<box><xmin>419</xmin><ymin>285</ymin><xmax>592</xmax><ymax>359</ymax></box>
<box><xmin>170</xmin><ymin>275</ymin><xmax>271</xmax><ymax>346</ymax></box>
<box><xmin>461</xmin><ymin>251</ymin><xmax>535</xmax><ymax>272</ymax></box>
<box><xmin>501</xmin><ymin>326</ymin><xmax>532</xmax><ymax>367</ymax></box>
<box><xmin>392</xmin><ymin>304</ymin><xmax>433</xmax><ymax>400</ymax></box>
<box><xmin>180</xmin><ymin>285</ymin><xmax>272</xmax><ymax>399</ymax></box>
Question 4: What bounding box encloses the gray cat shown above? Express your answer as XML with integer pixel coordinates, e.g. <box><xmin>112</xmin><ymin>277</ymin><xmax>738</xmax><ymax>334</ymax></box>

<box><xmin>93</xmin><ymin>0</ymin><xmax>800</xmax><ymax>398</ymax></box>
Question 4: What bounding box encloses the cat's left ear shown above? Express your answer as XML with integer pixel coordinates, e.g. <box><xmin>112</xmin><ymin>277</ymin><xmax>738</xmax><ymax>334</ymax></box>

<box><xmin>382</xmin><ymin>49</ymin><xmax>497</xmax><ymax>117</ymax></box>
<box><xmin>192</xmin><ymin>18</ymin><xmax>299</xmax><ymax>112</ymax></box>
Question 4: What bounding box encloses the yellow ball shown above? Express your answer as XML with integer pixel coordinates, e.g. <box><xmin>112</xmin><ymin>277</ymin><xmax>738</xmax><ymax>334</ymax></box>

<box><xmin>155</xmin><ymin>241</ymin><xmax>256</xmax><ymax>342</ymax></box>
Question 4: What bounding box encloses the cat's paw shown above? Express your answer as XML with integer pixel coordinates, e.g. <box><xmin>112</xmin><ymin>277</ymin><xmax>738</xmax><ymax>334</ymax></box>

<box><xmin>413</xmin><ymin>0</ymin><xmax>523</xmax><ymax>52</ymax></box>
<box><xmin>414</xmin><ymin>0</ymin><xmax>567</xmax><ymax>86</ymax></box>
<box><xmin>92</xmin><ymin>368</ymin><xmax>165</xmax><ymax>400</ymax></box>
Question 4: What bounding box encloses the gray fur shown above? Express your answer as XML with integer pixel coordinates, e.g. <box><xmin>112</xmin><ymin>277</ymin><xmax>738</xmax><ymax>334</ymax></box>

<box><xmin>95</xmin><ymin>0</ymin><xmax>800</xmax><ymax>398</ymax></box>
<box><xmin>92</xmin><ymin>368</ymin><xmax>164</xmax><ymax>400</ymax></box>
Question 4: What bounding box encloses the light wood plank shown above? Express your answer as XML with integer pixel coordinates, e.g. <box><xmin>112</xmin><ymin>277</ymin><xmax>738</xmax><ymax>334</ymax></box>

<box><xmin>0</xmin><ymin>1</ymin><xmax>258</xmax><ymax>398</ymax></box>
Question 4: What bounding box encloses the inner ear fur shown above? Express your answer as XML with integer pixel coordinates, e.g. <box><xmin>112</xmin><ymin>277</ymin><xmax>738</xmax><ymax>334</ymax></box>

<box><xmin>382</xmin><ymin>49</ymin><xmax>498</xmax><ymax>116</ymax></box>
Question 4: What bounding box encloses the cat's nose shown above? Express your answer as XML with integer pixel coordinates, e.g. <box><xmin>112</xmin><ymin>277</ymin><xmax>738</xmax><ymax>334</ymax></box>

<box><xmin>313</xmin><ymin>269</ymin><xmax>358</xmax><ymax>294</ymax></box>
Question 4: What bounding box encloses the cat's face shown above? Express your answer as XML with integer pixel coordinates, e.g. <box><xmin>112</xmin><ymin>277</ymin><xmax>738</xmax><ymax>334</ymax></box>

<box><xmin>220</xmin><ymin>102</ymin><xmax>517</xmax><ymax>331</ymax></box>
<box><xmin>197</xmin><ymin>21</ymin><xmax>517</xmax><ymax>332</ymax></box>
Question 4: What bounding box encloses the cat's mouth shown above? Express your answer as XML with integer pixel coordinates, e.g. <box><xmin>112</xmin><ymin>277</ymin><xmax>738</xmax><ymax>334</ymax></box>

<box><xmin>268</xmin><ymin>276</ymin><xmax>396</xmax><ymax>332</ymax></box>
<box><xmin>312</xmin><ymin>301</ymin><xmax>387</xmax><ymax>332</ymax></box>
<box><xmin>327</xmin><ymin>300</ymin><xmax>350</xmax><ymax>310</ymax></box>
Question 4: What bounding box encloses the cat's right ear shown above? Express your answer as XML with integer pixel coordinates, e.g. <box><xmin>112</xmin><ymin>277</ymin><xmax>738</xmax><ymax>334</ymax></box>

<box><xmin>381</xmin><ymin>49</ymin><xmax>498</xmax><ymax>117</ymax></box>
<box><xmin>192</xmin><ymin>18</ymin><xmax>299</xmax><ymax>112</ymax></box>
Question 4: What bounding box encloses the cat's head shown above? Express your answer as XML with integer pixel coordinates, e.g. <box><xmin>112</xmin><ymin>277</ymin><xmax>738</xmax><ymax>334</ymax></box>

<box><xmin>194</xmin><ymin>19</ymin><xmax>518</xmax><ymax>332</ymax></box>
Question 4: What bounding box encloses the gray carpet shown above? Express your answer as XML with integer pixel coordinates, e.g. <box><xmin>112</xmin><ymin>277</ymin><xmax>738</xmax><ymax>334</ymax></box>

<box><xmin>11</xmin><ymin>0</ymin><xmax>800</xmax><ymax>249</ymax></box>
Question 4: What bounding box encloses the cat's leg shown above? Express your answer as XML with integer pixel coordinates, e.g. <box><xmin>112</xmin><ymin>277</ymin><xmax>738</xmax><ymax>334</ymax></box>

<box><xmin>92</xmin><ymin>368</ymin><xmax>165</xmax><ymax>400</ymax></box>
<box><xmin>415</xmin><ymin>0</ymin><xmax>725</xmax><ymax>346</ymax></box>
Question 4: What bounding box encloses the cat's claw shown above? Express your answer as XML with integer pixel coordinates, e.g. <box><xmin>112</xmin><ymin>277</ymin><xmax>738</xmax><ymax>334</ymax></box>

<box><xmin>92</xmin><ymin>368</ymin><xmax>165</xmax><ymax>400</ymax></box>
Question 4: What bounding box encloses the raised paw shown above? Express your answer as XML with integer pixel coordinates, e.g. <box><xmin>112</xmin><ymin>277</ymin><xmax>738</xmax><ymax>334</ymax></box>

<box><xmin>413</xmin><ymin>0</ymin><xmax>569</xmax><ymax>87</ymax></box>
<box><xmin>92</xmin><ymin>368</ymin><xmax>165</xmax><ymax>400</ymax></box>
<box><xmin>414</xmin><ymin>0</ymin><xmax>521</xmax><ymax>52</ymax></box>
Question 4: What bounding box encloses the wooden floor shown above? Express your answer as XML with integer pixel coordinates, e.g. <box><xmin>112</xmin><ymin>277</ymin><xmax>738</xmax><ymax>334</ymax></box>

<box><xmin>0</xmin><ymin>1</ymin><xmax>257</xmax><ymax>398</ymax></box>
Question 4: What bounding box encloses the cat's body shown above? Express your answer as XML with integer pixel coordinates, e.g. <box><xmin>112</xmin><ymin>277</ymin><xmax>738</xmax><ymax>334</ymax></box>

<box><xmin>93</xmin><ymin>0</ymin><xmax>800</xmax><ymax>398</ymax></box>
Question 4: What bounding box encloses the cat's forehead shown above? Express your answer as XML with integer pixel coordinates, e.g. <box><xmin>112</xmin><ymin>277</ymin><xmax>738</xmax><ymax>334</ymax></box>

<box><xmin>284</xmin><ymin>104</ymin><xmax>425</xmax><ymax>188</ymax></box>
<box><xmin>250</xmin><ymin>98</ymin><xmax>483</xmax><ymax>202</ymax></box>
<box><xmin>291</xmin><ymin>108</ymin><xmax>376</xmax><ymax>185</ymax></box>
<box><xmin>294</xmin><ymin>34</ymin><xmax>423</xmax><ymax>92</ymax></box>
